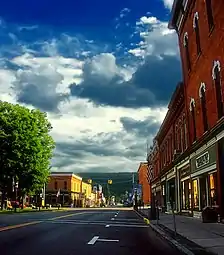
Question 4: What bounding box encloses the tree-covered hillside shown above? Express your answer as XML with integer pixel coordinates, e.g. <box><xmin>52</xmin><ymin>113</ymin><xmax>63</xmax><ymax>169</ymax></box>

<box><xmin>78</xmin><ymin>172</ymin><xmax>137</xmax><ymax>199</ymax></box>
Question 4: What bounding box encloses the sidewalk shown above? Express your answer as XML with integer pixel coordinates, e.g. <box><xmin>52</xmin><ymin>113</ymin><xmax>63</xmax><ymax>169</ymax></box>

<box><xmin>139</xmin><ymin>208</ymin><xmax>224</xmax><ymax>255</ymax></box>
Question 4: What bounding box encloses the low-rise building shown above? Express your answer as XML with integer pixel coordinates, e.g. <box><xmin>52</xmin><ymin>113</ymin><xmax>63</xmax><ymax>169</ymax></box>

<box><xmin>137</xmin><ymin>162</ymin><xmax>151</xmax><ymax>205</ymax></box>
<box><xmin>46</xmin><ymin>172</ymin><xmax>92</xmax><ymax>207</ymax></box>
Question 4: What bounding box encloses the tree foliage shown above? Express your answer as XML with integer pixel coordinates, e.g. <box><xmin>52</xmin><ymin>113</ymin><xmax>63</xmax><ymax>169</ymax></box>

<box><xmin>0</xmin><ymin>101</ymin><xmax>55</xmax><ymax>198</ymax></box>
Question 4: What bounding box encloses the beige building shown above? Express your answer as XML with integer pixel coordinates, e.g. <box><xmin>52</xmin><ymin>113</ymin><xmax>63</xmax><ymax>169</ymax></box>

<box><xmin>46</xmin><ymin>172</ymin><xmax>92</xmax><ymax>207</ymax></box>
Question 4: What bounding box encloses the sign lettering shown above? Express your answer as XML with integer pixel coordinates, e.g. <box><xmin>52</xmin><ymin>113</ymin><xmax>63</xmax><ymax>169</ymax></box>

<box><xmin>196</xmin><ymin>152</ymin><xmax>209</xmax><ymax>168</ymax></box>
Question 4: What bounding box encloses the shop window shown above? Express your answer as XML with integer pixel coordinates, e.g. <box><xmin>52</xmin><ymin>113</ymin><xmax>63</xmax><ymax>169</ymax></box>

<box><xmin>205</xmin><ymin>0</ymin><xmax>214</xmax><ymax>31</ymax></box>
<box><xmin>54</xmin><ymin>181</ymin><xmax>58</xmax><ymax>190</ymax></box>
<box><xmin>199</xmin><ymin>82</ymin><xmax>208</xmax><ymax>132</ymax></box>
<box><xmin>212</xmin><ymin>60</ymin><xmax>223</xmax><ymax>119</ymax></box>
<box><xmin>181</xmin><ymin>180</ymin><xmax>191</xmax><ymax>210</ymax></box>
<box><xmin>208</xmin><ymin>172</ymin><xmax>217</xmax><ymax>206</ymax></box>
<box><xmin>193</xmin><ymin>12</ymin><xmax>201</xmax><ymax>56</ymax></box>
<box><xmin>64</xmin><ymin>181</ymin><xmax>67</xmax><ymax>190</ymax></box>
<box><xmin>190</xmin><ymin>98</ymin><xmax>196</xmax><ymax>142</ymax></box>
<box><xmin>192</xmin><ymin>179</ymin><xmax>199</xmax><ymax>210</ymax></box>
<box><xmin>183</xmin><ymin>32</ymin><xmax>191</xmax><ymax>71</ymax></box>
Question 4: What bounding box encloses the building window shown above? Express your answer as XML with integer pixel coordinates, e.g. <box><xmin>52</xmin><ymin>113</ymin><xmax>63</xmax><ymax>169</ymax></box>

<box><xmin>64</xmin><ymin>181</ymin><xmax>67</xmax><ymax>190</ymax></box>
<box><xmin>193</xmin><ymin>12</ymin><xmax>201</xmax><ymax>55</ymax></box>
<box><xmin>190</xmin><ymin>98</ymin><xmax>196</xmax><ymax>141</ymax></box>
<box><xmin>192</xmin><ymin>179</ymin><xmax>199</xmax><ymax>210</ymax></box>
<box><xmin>205</xmin><ymin>0</ymin><xmax>214</xmax><ymax>31</ymax></box>
<box><xmin>54</xmin><ymin>181</ymin><xmax>58</xmax><ymax>190</ymax></box>
<box><xmin>199</xmin><ymin>82</ymin><xmax>208</xmax><ymax>132</ymax></box>
<box><xmin>183</xmin><ymin>32</ymin><xmax>191</xmax><ymax>71</ymax></box>
<box><xmin>208</xmin><ymin>172</ymin><xmax>217</xmax><ymax>206</ymax></box>
<box><xmin>212</xmin><ymin>60</ymin><xmax>223</xmax><ymax>119</ymax></box>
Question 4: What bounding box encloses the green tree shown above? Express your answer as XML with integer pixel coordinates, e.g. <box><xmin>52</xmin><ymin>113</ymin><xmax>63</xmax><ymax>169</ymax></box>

<box><xmin>0</xmin><ymin>102</ymin><xmax>55</xmax><ymax>209</ymax></box>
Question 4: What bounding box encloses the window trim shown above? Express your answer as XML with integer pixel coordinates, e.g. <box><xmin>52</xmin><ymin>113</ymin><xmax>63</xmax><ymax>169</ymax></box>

<box><xmin>190</xmin><ymin>97</ymin><xmax>197</xmax><ymax>141</ymax></box>
<box><xmin>199</xmin><ymin>82</ymin><xmax>208</xmax><ymax>132</ymax></box>
<box><xmin>183</xmin><ymin>32</ymin><xmax>191</xmax><ymax>71</ymax></box>
<box><xmin>193</xmin><ymin>12</ymin><xmax>201</xmax><ymax>55</ymax></box>
<box><xmin>212</xmin><ymin>60</ymin><xmax>223</xmax><ymax>119</ymax></box>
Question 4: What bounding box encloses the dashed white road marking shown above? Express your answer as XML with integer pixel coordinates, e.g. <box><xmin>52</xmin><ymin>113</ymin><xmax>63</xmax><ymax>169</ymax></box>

<box><xmin>105</xmin><ymin>225</ymin><xmax>110</xmax><ymax>228</ymax></box>
<box><xmin>88</xmin><ymin>236</ymin><xmax>99</xmax><ymax>245</ymax></box>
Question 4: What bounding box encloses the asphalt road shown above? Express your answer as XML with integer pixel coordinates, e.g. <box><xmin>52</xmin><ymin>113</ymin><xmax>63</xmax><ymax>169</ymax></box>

<box><xmin>0</xmin><ymin>208</ymin><xmax>184</xmax><ymax>255</ymax></box>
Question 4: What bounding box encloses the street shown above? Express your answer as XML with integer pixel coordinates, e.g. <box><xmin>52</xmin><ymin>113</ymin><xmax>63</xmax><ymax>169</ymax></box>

<box><xmin>0</xmin><ymin>208</ymin><xmax>184</xmax><ymax>255</ymax></box>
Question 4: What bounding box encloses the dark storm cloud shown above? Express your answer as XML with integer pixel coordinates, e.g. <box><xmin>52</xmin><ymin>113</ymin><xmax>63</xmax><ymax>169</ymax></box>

<box><xmin>17</xmin><ymin>84</ymin><xmax>69</xmax><ymax>112</ymax></box>
<box><xmin>120</xmin><ymin>116</ymin><xmax>160</xmax><ymax>137</ymax></box>
<box><xmin>70</xmin><ymin>54</ymin><xmax>181</xmax><ymax>108</ymax></box>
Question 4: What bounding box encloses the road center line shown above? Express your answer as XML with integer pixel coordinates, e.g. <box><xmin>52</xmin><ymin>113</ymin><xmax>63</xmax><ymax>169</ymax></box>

<box><xmin>88</xmin><ymin>236</ymin><xmax>99</xmax><ymax>245</ymax></box>
<box><xmin>49</xmin><ymin>212</ymin><xmax>86</xmax><ymax>220</ymax></box>
<box><xmin>0</xmin><ymin>221</ymin><xmax>42</xmax><ymax>233</ymax></box>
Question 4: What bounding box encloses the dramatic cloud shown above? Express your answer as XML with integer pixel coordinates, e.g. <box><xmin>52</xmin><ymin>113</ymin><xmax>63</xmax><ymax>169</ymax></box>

<box><xmin>70</xmin><ymin>53</ymin><xmax>181</xmax><ymax>108</ymax></box>
<box><xmin>0</xmin><ymin>3</ymin><xmax>180</xmax><ymax>173</ymax></box>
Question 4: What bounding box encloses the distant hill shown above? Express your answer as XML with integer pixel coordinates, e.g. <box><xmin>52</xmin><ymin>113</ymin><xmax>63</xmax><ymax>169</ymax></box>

<box><xmin>78</xmin><ymin>172</ymin><xmax>138</xmax><ymax>199</ymax></box>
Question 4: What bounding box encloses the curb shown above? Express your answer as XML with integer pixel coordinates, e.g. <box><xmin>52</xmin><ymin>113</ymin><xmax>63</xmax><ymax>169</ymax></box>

<box><xmin>134</xmin><ymin>210</ymin><xmax>194</xmax><ymax>255</ymax></box>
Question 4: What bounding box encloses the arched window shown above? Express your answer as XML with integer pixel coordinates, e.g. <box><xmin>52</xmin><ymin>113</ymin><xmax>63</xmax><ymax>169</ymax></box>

<box><xmin>205</xmin><ymin>0</ymin><xmax>214</xmax><ymax>31</ymax></box>
<box><xmin>183</xmin><ymin>32</ymin><xmax>191</xmax><ymax>71</ymax></box>
<box><xmin>190</xmin><ymin>98</ymin><xmax>196</xmax><ymax>142</ymax></box>
<box><xmin>193</xmin><ymin>12</ymin><xmax>201</xmax><ymax>55</ymax></box>
<box><xmin>212</xmin><ymin>60</ymin><xmax>223</xmax><ymax>119</ymax></box>
<box><xmin>199</xmin><ymin>82</ymin><xmax>208</xmax><ymax>132</ymax></box>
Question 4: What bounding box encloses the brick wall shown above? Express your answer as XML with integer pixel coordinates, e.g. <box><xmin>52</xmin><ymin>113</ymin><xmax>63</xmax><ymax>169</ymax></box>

<box><xmin>179</xmin><ymin>0</ymin><xmax>224</xmax><ymax>144</ymax></box>
<box><xmin>138</xmin><ymin>163</ymin><xmax>151</xmax><ymax>204</ymax></box>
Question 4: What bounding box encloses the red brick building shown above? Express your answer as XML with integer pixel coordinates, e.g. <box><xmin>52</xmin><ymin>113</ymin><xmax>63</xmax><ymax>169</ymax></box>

<box><xmin>137</xmin><ymin>162</ymin><xmax>151</xmax><ymax>205</ymax></box>
<box><xmin>148</xmin><ymin>83</ymin><xmax>188</xmax><ymax>212</ymax></box>
<box><xmin>169</xmin><ymin>0</ymin><xmax>224</xmax><ymax>218</ymax></box>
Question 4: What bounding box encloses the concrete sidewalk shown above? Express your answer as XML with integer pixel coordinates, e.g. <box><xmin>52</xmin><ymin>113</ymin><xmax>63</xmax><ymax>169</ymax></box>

<box><xmin>139</xmin><ymin>208</ymin><xmax>224</xmax><ymax>255</ymax></box>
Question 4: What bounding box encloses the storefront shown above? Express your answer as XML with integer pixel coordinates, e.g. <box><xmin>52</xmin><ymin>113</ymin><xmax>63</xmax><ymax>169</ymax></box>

<box><xmin>179</xmin><ymin>164</ymin><xmax>191</xmax><ymax>213</ymax></box>
<box><xmin>190</xmin><ymin>144</ymin><xmax>218</xmax><ymax>217</ymax></box>
<box><xmin>165</xmin><ymin>168</ymin><xmax>176</xmax><ymax>212</ymax></box>
<box><xmin>151</xmin><ymin>182</ymin><xmax>161</xmax><ymax>207</ymax></box>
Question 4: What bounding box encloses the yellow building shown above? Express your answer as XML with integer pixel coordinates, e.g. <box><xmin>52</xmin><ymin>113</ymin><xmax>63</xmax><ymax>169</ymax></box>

<box><xmin>46</xmin><ymin>172</ymin><xmax>91</xmax><ymax>207</ymax></box>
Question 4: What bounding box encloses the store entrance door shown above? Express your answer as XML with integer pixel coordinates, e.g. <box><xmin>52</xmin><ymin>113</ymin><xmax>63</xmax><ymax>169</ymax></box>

<box><xmin>200</xmin><ymin>176</ymin><xmax>207</xmax><ymax>210</ymax></box>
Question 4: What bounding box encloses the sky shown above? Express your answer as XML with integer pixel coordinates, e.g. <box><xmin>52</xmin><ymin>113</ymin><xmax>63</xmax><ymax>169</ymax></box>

<box><xmin>0</xmin><ymin>0</ymin><xmax>181</xmax><ymax>173</ymax></box>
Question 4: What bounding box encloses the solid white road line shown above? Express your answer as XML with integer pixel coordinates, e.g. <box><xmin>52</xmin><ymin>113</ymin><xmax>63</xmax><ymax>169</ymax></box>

<box><xmin>88</xmin><ymin>236</ymin><xmax>99</xmax><ymax>245</ymax></box>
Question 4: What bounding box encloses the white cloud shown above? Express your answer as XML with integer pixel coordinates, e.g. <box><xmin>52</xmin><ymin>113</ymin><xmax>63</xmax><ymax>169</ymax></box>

<box><xmin>129</xmin><ymin>16</ymin><xmax>179</xmax><ymax>58</ymax></box>
<box><xmin>136</xmin><ymin>16</ymin><xmax>158</xmax><ymax>25</ymax></box>
<box><xmin>163</xmin><ymin>0</ymin><xmax>174</xmax><ymax>10</ymax></box>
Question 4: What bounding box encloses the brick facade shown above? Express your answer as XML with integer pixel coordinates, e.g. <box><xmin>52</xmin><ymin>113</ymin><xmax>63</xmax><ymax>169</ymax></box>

<box><xmin>175</xmin><ymin>0</ymin><xmax>224</xmax><ymax>144</ymax></box>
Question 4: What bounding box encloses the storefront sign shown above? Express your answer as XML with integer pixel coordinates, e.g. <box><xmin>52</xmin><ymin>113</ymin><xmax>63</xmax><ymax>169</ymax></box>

<box><xmin>196</xmin><ymin>152</ymin><xmax>209</xmax><ymax>168</ymax></box>
<box><xmin>191</xmin><ymin>144</ymin><xmax>216</xmax><ymax>174</ymax></box>
<box><xmin>180</xmin><ymin>165</ymin><xmax>190</xmax><ymax>179</ymax></box>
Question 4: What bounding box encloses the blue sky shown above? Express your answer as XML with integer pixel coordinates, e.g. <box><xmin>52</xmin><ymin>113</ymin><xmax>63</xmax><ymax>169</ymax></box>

<box><xmin>0</xmin><ymin>0</ymin><xmax>180</xmax><ymax>172</ymax></box>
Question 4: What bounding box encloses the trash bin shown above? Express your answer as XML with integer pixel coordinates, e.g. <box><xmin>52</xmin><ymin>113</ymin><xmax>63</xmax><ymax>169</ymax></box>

<box><xmin>202</xmin><ymin>206</ymin><xmax>218</xmax><ymax>223</ymax></box>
